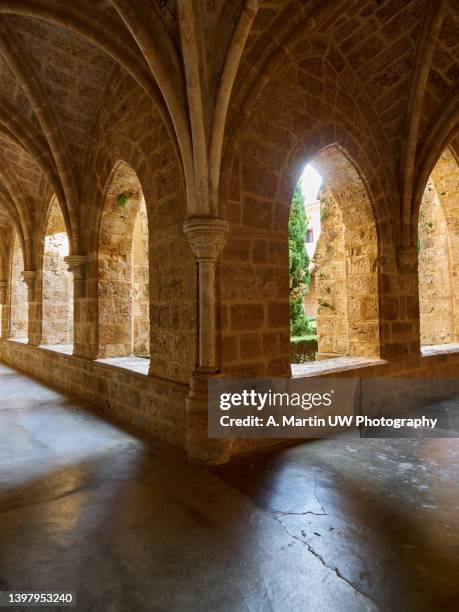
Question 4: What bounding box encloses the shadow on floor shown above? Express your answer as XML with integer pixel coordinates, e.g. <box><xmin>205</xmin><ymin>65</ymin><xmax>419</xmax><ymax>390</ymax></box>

<box><xmin>214</xmin><ymin>435</ymin><xmax>459</xmax><ymax>611</ymax></box>
<box><xmin>1</xmin><ymin>361</ymin><xmax>458</xmax><ymax>611</ymax></box>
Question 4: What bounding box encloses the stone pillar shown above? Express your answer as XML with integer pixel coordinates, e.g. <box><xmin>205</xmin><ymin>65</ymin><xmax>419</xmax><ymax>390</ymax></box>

<box><xmin>22</xmin><ymin>271</ymin><xmax>40</xmax><ymax>345</ymax></box>
<box><xmin>390</xmin><ymin>245</ymin><xmax>421</xmax><ymax>356</ymax></box>
<box><xmin>183</xmin><ymin>217</ymin><xmax>229</xmax><ymax>372</ymax></box>
<box><xmin>65</xmin><ymin>255</ymin><xmax>88</xmax><ymax>356</ymax></box>
<box><xmin>183</xmin><ymin>217</ymin><xmax>231</xmax><ymax>463</ymax></box>
<box><xmin>0</xmin><ymin>281</ymin><xmax>6</xmax><ymax>305</ymax></box>
<box><xmin>0</xmin><ymin>280</ymin><xmax>7</xmax><ymax>338</ymax></box>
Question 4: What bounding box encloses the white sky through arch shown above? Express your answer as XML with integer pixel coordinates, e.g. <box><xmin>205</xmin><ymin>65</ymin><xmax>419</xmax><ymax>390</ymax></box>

<box><xmin>300</xmin><ymin>164</ymin><xmax>322</xmax><ymax>202</ymax></box>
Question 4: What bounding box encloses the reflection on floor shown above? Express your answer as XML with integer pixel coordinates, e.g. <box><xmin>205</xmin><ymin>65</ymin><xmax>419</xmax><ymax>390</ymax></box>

<box><xmin>215</xmin><ymin>436</ymin><xmax>459</xmax><ymax>611</ymax></box>
<box><xmin>0</xmin><ymin>362</ymin><xmax>457</xmax><ymax>611</ymax></box>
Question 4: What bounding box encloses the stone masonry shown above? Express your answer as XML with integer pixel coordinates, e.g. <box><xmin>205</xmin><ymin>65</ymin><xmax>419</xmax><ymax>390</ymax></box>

<box><xmin>0</xmin><ymin>1</ymin><xmax>458</xmax><ymax>463</ymax></box>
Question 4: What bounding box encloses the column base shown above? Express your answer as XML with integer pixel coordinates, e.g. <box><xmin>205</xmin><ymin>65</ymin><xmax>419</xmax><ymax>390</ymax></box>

<box><xmin>185</xmin><ymin>371</ymin><xmax>233</xmax><ymax>464</ymax></box>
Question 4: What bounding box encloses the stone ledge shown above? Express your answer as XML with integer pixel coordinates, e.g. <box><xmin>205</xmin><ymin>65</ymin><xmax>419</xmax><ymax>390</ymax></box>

<box><xmin>291</xmin><ymin>345</ymin><xmax>459</xmax><ymax>379</ymax></box>
<box><xmin>291</xmin><ymin>356</ymin><xmax>387</xmax><ymax>378</ymax></box>
<box><xmin>421</xmin><ymin>343</ymin><xmax>459</xmax><ymax>356</ymax></box>
<box><xmin>96</xmin><ymin>355</ymin><xmax>150</xmax><ymax>376</ymax></box>
<box><xmin>40</xmin><ymin>343</ymin><xmax>73</xmax><ymax>355</ymax></box>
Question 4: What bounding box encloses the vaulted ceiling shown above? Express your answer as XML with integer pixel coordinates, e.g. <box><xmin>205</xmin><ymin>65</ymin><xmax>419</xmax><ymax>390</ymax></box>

<box><xmin>0</xmin><ymin>0</ymin><xmax>457</xmax><ymax>257</ymax></box>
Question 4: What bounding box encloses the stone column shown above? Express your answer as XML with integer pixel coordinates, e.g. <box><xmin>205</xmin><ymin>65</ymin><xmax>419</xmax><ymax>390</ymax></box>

<box><xmin>0</xmin><ymin>281</ymin><xmax>6</xmax><ymax>305</ymax></box>
<box><xmin>391</xmin><ymin>245</ymin><xmax>421</xmax><ymax>356</ymax></box>
<box><xmin>65</xmin><ymin>255</ymin><xmax>88</xmax><ymax>356</ymax></box>
<box><xmin>22</xmin><ymin>271</ymin><xmax>40</xmax><ymax>345</ymax></box>
<box><xmin>183</xmin><ymin>217</ymin><xmax>230</xmax><ymax>463</ymax></box>
<box><xmin>0</xmin><ymin>280</ymin><xmax>7</xmax><ymax>339</ymax></box>
<box><xmin>183</xmin><ymin>217</ymin><xmax>229</xmax><ymax>372</ymax></box>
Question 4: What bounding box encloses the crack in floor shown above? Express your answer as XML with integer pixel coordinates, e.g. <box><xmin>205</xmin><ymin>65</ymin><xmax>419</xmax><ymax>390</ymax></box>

<box><xmin>274</xmin><ymin>514</ymin><xmax>380</xmax><ymax>610</ymax></box>
<box><xmin>222</xmin><ymin>475</ymin><xmax>380</xmax><ymax>609</ymax></box>
<box><xmin>314</xmin><ymin>482</ymin><xmax>326</xmax><ymax>515</ymax></box>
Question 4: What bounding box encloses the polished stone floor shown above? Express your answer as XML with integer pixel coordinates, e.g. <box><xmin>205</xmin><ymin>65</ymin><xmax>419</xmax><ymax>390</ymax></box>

<box><xmin>0</xmin><ymin>362</ymin><xmax>458</xmax><ymax>611</ymax></box>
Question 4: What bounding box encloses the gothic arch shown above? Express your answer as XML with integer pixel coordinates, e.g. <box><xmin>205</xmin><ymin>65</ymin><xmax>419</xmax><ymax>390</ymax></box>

<box><xmin>418</xmin><ymin>147</ymin><xmax>459</xmax><ymax>346</ymax></box>
<box><xmin>97</xmin><ymin>161</ymin><xmax>149</xmax><ymax>359</ymax></box>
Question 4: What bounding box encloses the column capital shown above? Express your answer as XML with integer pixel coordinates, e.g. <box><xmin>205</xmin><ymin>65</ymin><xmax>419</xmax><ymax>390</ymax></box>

<box><xmin>22</xmin><ymin>270</ymin><xmax>37</xmax><ymax>287</ymax></box>
<box><xmin>64</xmin><ymin>255</ymin><xmax>88</xmax><ymax>281</ymax></box>
<box><xmin>22</xmin><ymin>270</ymin><xmax>37</xmax><ymax>305</ymax></box>
<box><xmin>183</xmin><ymin>217</ymin><xmax>229</xmax><ymax>261</ymax></box>
<box><xmin>64</xmin><ymin>254</ymin><xmax>88</xmax><ymax>271</ymax></box>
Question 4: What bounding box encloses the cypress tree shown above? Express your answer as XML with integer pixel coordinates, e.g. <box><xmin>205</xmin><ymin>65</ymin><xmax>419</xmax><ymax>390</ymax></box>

<box><xmin>289</xmin><ymin>184</ymin><xmax>310</xmax><ymax>337</ymax></box>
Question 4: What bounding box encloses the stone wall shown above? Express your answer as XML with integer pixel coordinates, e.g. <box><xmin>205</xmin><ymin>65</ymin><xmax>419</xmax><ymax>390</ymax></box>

<box><xmin>9</xmin><ymin>234</ymin><xmax>28</xmax><ymax>340</ymax></box>
<box><xmin>132</xmin><ymin>198</ymin><xmax>150</xmax><ymax>357</ymax></box>
<box><xmin>97</xmin><ymin>162</ymin><xmax>149</xmax><ymax>358</ymax></box>
<box><xmin>231</xmin><ymin>344</ymin><xmax>459</xmax><ymax>457</ymax></box>
<box><xmin>2</xmin><ymin>338</ymin><xmax>459</xmax><ymax>464</ymax></box>
<box><xmin>418</xmin><ymin>148</ymin><xmax>459</xmax><ymax>346</ymax></box>
<box><xmin>314</xmin><ymin>188</ymin><xmax>347</xmax><ymax>356</ymax></box>
<box><xmin>303</xmin><ymin>269</ymin><xmax>318</xmax><ymax>318</ymax></box>
<box><xmin>41</xmin><ymin>199</ymin><xmax>73</xmax><ymax>345</ymax></box>
<box><xmin>313</xmin><ymin>148</ymin><xmax>380</xmax><ymax>358</ymax></box>
<box><xmin>0</xmin><ymin>4</ymin><xmax>458</xmax><ymax>466</ymax></box>
<box><xmin>418</xmin><ymin>180</ymin><xmax>454</xmax><ymax>345</ymax></box>
<box><xmin>0</xmin><ymin>340</ymin><xmax>188</xmax><ymax>450</ymax></box>
<box><xmin>79</xmin><ymin>72</ymin><xmax>196</xmax><ymax>383</ymax></box>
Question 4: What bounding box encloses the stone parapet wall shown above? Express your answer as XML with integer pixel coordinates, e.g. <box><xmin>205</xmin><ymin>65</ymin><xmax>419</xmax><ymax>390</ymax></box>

<box><xmin>2</xmin><ymin>339</ymin><xmax>458</xmax><ymax>463</ymax></box>
<box><xmin>0</xmin><ymin>340</ymin><xmax>188</xmax><ymax>450</ymax></box>
<box><xmin>9</xmin><ymin>235</ymin><xmax>28</xmax><ymax>340</ymax></box>
<box><xmin>232</xmin><ymin>345</ymin><xmax>459</xmax><ymax>457</ymax></box>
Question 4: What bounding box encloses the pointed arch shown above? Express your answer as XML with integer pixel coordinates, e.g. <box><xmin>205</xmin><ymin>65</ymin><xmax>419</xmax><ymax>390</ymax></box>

<box><xmin>308</xmin><ymin>146</ymin><xmax>380</xmax><ymax>359</ymax></box>
<box><xmin>412</xmin><ymin>86</ymin><xmax>459</xmax><ymax>242</ymax></box>
<box><xmin>8</xmin><ymin>229</ymin><xmax>28</xmax><ymax>340</ymax></box>
<box><xmin>97</xmin><ymin>161</ymin><xmax>150</xmax><ymax>359</ymax></box>
<box><xmin>0</xmin><ymin>18</ymin><xmax>80</xmax><ymax>251</ymax></box>
<box><xmin>39</xmin><ymin>195</ymin><xmax>73</xmax><ymax>346</ymax></box>
<box><xmin>418</xmin><ymin>147</ymin><xmax>459</xmax><ymax>346</ymax></box>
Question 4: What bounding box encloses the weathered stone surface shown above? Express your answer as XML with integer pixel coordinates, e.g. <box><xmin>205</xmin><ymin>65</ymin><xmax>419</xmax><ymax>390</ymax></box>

<box><xmin>0</xmin><ymin>0</ymin><xmax>458</xmax><ymax>467</ymax></box>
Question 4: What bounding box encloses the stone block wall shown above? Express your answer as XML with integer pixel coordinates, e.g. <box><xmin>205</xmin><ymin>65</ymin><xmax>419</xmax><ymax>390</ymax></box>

<box><xmin>314</xmin><ymin>188</ymin><xmax>347</xmax><ymax>356</ymax></box>
<box><xmin>2</xmin><ymin>338</ymin><xmax>459</xmax><ymax>464</ymax></box>
<box><xmin>0</xmin><ymin>340</ymin><xmax>188</xmax><ymax>450</ymax></box>
<box><xmin>97</xmin><ymin>162</ymin><xmax>149</xmax><ymax>358</ymax></box>
<box><xmin>418</xmin><ymin>180</ymin><xmax>455</xmax><ymax>345</ymax></box>
<box><xmin>231</xmin><ymin>345</ymin><xmax>459</xmax><ymax>457</ymax></box>
<box><xmin>418</xmin><ymin>148</ymin><xmax>459</xmax><ymax>346</ymax></box>
<box><xmin>0</xmin><ymin>3</ymin><xmax>458</xmax><ymax>466</ymax></box>
<box><xmin>41</xmin><ymin>199</ymin><xmax>73</xmax><ymax>345</ymax></box>
<box><xmin>132</xmin><ymin>201</ymin><xmax>150</xmax><ymax>356</ymax></box>
<box><xmin>9</xmin><ymin>234</ymin><xmax>28</xmax><ymax>340</ymax></box>
<box><xmin>77</xmin><ymin>71</ymin><xmax>197</xmax><ymax>383</ymax></box>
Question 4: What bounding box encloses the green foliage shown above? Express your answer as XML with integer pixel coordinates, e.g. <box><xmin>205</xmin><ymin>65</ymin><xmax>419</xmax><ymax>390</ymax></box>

<box><xmin>289</xmin><ymin>184</ymin><xmax>311</xmax><ymax>337</ymax></box>
<box><xmin>290</xmin><ymin>337</ymin><xmax>318</xmax><ymax>363</ymax></box>
<box><xmin>117</xmin><ymin>192</ymin><xmax>129</xmax><ymax>208</ymax></box>
<box><xmin>417</xmin><ymin>209</ymin><xmax>434</xmax><ymax>253</ymax></box>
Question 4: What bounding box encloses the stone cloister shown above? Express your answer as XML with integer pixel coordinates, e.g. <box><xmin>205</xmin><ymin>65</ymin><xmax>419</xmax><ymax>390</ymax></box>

<box><xmin>0</xmin><ymin>2</ymin><xmax>458</xmax><ymax>609</ymax></box>
<box><xmin>41</xmin><ymin>196</ymin><xmax>73</xmax><ymax>346</ymax></box>
<box><xmin>0</xmin><ymin>0</ymin><xmax>457</xmax><ymax>465</ymax></box>
<box><xmin>294</xmin><ymin>146</ymin><xmax>380</xmax><ymax>360</ymax></box>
